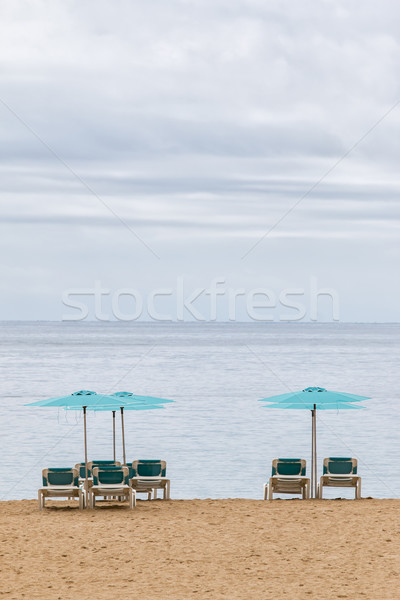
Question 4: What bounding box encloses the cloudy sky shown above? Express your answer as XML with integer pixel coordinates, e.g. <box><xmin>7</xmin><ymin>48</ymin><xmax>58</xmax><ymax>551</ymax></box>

<box><xmin>1</xmin><ymin>0</ymin><xmax>399</xmax><ymax>321</ymax></box>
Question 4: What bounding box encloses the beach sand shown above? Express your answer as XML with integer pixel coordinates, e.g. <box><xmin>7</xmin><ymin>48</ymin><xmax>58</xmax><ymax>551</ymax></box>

<box><xmin>1</xmin><ymin>498</ymin><xmax>399</xmax><ymax>599</ymax></box>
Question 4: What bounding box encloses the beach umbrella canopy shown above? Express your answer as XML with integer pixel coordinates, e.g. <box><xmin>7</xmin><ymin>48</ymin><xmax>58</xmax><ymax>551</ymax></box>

<box><xmin>265</xmin><ymin>402</ymin><xmax>362</xmax><ymax>410</ymax></box>
<box><xmin>111</xmin><ymin>391</ymin><xmax>174</xmax><ymax>405</ymax></box>
<box><xmin>27</xmin><ymin>390</ymin><xmax>117</xmax><ymax>407</ymax></box>
<box><xmin>259</xmin><ymin>387</ymin><xmax>369</xmax><ymax>497</ymax></box>
<box><xmin>259</xmin><ymin>387</ymin><xmax>367</xmax><ymax>406</ymax></box>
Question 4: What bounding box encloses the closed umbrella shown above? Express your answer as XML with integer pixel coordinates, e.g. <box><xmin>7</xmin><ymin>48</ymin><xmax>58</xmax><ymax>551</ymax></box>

<box><xmin>259</xmin><ymin>387</ymin><xmax>369</xmax><ymax>498</ymax></box>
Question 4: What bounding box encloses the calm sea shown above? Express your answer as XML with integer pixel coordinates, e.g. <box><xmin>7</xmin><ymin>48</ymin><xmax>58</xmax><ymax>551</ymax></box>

<box><xmin>1</xmin><ymin>321</ymin><xmax>399</xmax><ymax>500</ymax></box>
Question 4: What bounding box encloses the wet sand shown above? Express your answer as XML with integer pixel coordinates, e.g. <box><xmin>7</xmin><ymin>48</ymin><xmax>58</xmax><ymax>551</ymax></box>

<box><xmin>1</xmin><ymin>498</ymin><xmax>399</xmax><ymax>599</ymax></box>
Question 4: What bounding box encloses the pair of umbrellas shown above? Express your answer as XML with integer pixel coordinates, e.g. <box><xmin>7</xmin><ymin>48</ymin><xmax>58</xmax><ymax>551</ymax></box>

<box><xmin>259</xmin><ymin>387</ymin><xmax>369</xmax><ymax>498</ymax></box>
<box><xmin>27</xmin><ymin>390</ymin><xmax>174</xmax><ymax>506</ymax></box>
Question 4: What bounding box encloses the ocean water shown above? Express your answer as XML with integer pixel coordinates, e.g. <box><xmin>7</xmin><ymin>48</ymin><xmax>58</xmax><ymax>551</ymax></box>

<box><xmin>1</xmin><ymin>321</ymin><xmax>399</xmax><ymax>501</ymax></box>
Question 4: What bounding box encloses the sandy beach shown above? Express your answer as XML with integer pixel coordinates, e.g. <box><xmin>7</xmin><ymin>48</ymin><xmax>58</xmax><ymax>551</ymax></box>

<box><xmin>1</xmin><ymin>498</ymin><xmax>399</xmax><ymax>599</ymax></box>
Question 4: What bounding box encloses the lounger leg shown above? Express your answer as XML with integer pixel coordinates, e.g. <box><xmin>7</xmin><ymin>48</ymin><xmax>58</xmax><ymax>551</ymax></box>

<box><xmin>147</xmin><ymin>492</ymin><xmax>151</xmax><ymax>501</ymax></box>
<box><xmin>356</xmin><ymin>479</ymin><xmax>361</xmax><ymax>499</ymax></box>
<box><xmin>38</xmin><ymin>491</ymin><xmax>43</xmax><ymax>511</ymax></box>
<box><xmin>268</xmin><ymin>478</ymin><xmax>274</xmax><ymax>500</ymax></box>
<box><xmin>319</xmin><ymin>478</ymin><xmax>323</xmax><ymax>499</ymax></box>
<box><xmin>154</xmin><ymin>488</ymin><xmax>158</xmax><ymax>500</ymax></box>
<box><xmin>166</xmin><ymin>480</ymin><xmax>170</xmax><ymax>500</ymax></box>
<box><xmin>129</xmin><ymin>489</ymin><xmax>136</xmax><ymax>509</ymax></box>
<box><xmin>263</xmin><ymin>484</ymin><xmax>268</xmax><ymax>500</ymax></box>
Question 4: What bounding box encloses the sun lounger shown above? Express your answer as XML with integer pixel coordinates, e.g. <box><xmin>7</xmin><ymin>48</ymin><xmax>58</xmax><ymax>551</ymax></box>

<box><xmin>75</xmin><ymin>463</ymin><xmax>92</xmax><ymax>479</ymax></box>
<box><xmin>318</xmin><ymin>457</ymin><xmax>361</xmax><ymax>499</ymax></box>
<box><xmin>90</xmin><ymin>466</ymin><xmax>135</xmax><ymax>508</ymax></box>
<box><xmin>38</xmin><ymin>468</ymin><xmax>84</xmax><ymax>510</ymax></box>
<box><xmin>130</xmin><ymin>460</ymin><xmax>170</xmax><ymax>500</ymax></box>
<box><xmin>264</xmin><ymin>458</ymin><xmax>310</xmax><ymax>500</ymax></box>
<box><xmin>83</xmin><ymin>462</ymin><xmax>121</xmax><ymax>492</ymax></box>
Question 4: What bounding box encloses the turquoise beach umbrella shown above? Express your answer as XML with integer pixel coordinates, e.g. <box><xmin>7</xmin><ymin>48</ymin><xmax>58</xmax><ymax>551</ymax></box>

<box><xmin>259</xmin><ymin>387</ymin><xmax>369</xmax><ymax>498</ymax></box>
<box><xmin>26</xmin><ymin>389</ymin><xmax>135</xmax><ymax>465</ymax></box>
<box><xmin>26</xmin><ymin>391</ymin><xmax>119</xmax><ymax>506</ymax></box>
<box><xmin>64</xmin><ymin>390</ymin><xmax>174</xmax><ymax>465</ymax></box>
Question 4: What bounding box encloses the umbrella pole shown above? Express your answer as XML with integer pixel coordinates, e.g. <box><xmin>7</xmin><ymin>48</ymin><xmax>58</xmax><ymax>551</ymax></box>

<box><xmin>83</xmin><ymin>406</ymin><xmax>89</xmax><ymax>509</ymax></box>
<box><xmin>120</xmin><ymin>407</ymin><xmax>126</xmax><ymax>466</ymax></box>
<box><xmin>311</xmin><ymin>409</ymin><xmax>314</xmax><ymax>498</ymax></box>
<box><xmin>314</xmin><ymin>404</ymin><xmax>317</xmax><ymax>498</ymax></box>
<box><xmin>112</xmin><ymin>411</ymin><xmax>116</xmax><ymax>462</ymax></box>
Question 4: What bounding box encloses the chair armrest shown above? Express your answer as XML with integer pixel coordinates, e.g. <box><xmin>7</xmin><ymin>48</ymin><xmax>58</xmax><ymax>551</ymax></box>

<box><xmin>269</xmin><ymin>475</ymin><xmax>310</xmax><ymax>481</ymax></box>
<box><xmin>129</xmin><ymin>476</ymin><xmax>169</xmax><ymax>483</ymax></box>
<box><xmin>320</xmin><ymin>475</ymin><xmax>360</xmax><ymax>481</ymax></box>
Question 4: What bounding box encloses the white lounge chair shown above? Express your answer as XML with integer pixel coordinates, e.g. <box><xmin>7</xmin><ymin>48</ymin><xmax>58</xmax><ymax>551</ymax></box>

<box><xmin>90</xmin><ymin>466</ymin><xmax>136</xmax><ymax>508</ymax></box>
<box><xmin>130</xmin><ymin>460</ymin><xmax>170</xmax><ymax>500</ymax></box>
<box><xmin>264</xmin><ymin>458</ymin><xmax>310</xmax><ymax>500</ymax></box>
<box><xmin>38</xmin><ymin>468</ymin><xmax>84</xmax><ymax>510</ymax></box>
<box><xmin>318</xmin><ymin>457</ymin><xmax>361</xmax><ymax>499</ymax></box>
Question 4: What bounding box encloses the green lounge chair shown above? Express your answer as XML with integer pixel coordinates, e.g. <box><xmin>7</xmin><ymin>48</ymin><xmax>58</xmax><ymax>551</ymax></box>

<box><xmin>75</xmin><ymin>463</ymin><xmax>93</xmax><ymax>479</ymax></box>
<box><xmin>85</xmin><ymin>462</ymin><xmax>122</xmax><ymax>491</ymax></box>
<box><xmin>90</xmin><ymin>466</ymin><xmax>135</xmax><ymax>508</ymax></box>
<box><xmin>265</xmin><ymin>458</ymin><xmax>310</xmax><ymax>500</ymax></box>
<box><xmin>129</xmin><ymin>460</ymin><xmax>170</xmax><ymax>500</ymax></box>
<box><xmin>318</xmin><ymin>457</ymin><xmax>361</xmax><ymax>499</ymax></box>
<box><xmin>38</xmin><ymin>468</ymin><xmax>84</xmax><ymax>510</ymax></box>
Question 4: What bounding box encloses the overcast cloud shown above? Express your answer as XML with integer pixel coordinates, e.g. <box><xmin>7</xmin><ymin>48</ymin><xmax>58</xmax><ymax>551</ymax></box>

<box><xmin>0</xmin><ymin>0</ymin><xmax>399</xmax><ymax>321</ymax></box>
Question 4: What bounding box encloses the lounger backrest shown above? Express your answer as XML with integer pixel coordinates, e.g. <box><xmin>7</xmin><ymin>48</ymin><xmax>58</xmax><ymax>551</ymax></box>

<box><xmin>323</xmin><ymin>457</ymin><xmax>357</xmax><ymax>475</ymax></box>
<box><xmin>42</xmin><ymin>468</ymin><xmax>79</xmax><ymax>487</ymax></box>
<box><xmin>74</xmin><ymin>463</ymin><xmax>92</xmax><ymax>478</ymax></box>
<box><xmin>87</xmin><ymin>460</ymin><xmax>121</xmax><ymax>472</ymax></box>
<box><xmin>92</xmin><ymin>466</ymin><xmax>129</xmax><ymax>485</ymax></box>
<box><xmin>131</xmin><ymin>460</ymin><xmax>167</xmax><ymax>477</ymax></box>
<box><xmin>88</xmin><ymin>460</ymin><xmax>122</xmax><ymax>477</ymax></box>
<box><xmin>272</xmin><ymin>458</ymin><xmax>306</xmax><ymax>477</ymax></box>
<box><xmin>93</xmin><ymin>465</ymin><xmax>130</xmax><ymax>484</ymax></box>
